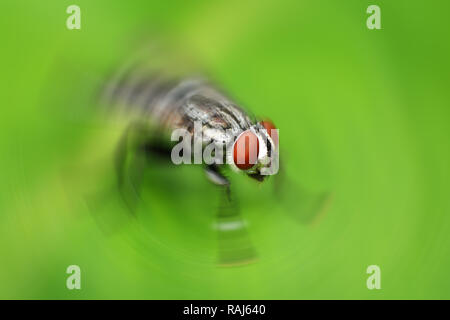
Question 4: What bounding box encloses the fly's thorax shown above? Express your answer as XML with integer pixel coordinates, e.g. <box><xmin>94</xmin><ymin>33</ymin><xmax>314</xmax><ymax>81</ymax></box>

<box><xmin>198</xmin><ymin>123</ymin><xmax>241</xmax><ymax>166</ymax></box>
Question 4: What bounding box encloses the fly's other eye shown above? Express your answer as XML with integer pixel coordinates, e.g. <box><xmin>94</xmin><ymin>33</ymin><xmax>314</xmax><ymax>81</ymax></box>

<box><xmin>233</xmin><ymin>130</ymin><xmax>259</xmax><ymax>170</ymax></box>
<box><xmin>260</xmin><ymin>120</ymin><xmax>278</xmax><ymax>147</ymax></box>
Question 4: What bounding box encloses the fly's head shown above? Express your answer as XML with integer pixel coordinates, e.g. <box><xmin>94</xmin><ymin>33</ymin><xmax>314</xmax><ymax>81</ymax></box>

<box><xmin>227</xmin><ymin>119</ymin><xmax>279</xmax><ymax>181</ymax></box>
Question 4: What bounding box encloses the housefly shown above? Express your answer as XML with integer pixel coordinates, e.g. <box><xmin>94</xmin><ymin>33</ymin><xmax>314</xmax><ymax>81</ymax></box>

<box><xmin>99</xmin><ymin>47</ymin><xmax>322</xmax><ymax>266</ymax></box>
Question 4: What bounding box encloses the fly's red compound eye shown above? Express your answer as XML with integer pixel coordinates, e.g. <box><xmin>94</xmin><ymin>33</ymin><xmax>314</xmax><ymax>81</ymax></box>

<box><xmin>260</xmin><ymin>120</ymin><xmax>278</xmax><ymax>146</ymax></box>
<box><xmin>233</xmin><ymin>130</ymin><xmax>259</xmax><ymax>170</ymax></box>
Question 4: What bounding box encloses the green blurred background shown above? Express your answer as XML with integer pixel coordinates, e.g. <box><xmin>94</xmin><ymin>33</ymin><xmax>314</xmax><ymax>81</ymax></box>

<box><xmin>1</xmin><ymin>0</ymin><xmax>450</xmax><ymax>299</ymax></box>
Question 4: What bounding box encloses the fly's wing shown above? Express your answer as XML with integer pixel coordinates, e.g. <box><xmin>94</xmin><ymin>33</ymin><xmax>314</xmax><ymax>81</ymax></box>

<box><xmin>274</xmin><ymin>161</ymin><xmax>333</xmax><ymax>225</ymax></box>
<box><xmin>285</xmin><ymin>184</ymin><xmax>332</xmax><ymax>225</ymax></box>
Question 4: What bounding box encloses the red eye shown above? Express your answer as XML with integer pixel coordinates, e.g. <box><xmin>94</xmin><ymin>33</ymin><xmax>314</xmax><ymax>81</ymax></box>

<box><xmin>233</xmin><ymin>130</ymin><xmax>259</xmax><ymax>170</ymax></box>
<box><xmin>260</xmin><ymin>120</ymin><xmax>278</xmax><ymax>146</ymax></box>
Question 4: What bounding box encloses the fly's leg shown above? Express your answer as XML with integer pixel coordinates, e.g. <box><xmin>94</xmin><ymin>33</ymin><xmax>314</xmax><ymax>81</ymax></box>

<box><xmin>85</xmin><ymin>122</ymin><xmax>154</xmax><ymax>232</ymax></box>
<box><xmin>115</xmin><ymin>122</ymin><xmax>171</xmax><ymax>214</ymax></box>
<box><xmin>205</xmin><ymin>165</ymin><xmax>258</xmax><ymax>266</ymax></box>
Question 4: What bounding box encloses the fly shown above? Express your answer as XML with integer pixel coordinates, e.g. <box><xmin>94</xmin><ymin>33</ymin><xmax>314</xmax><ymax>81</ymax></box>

<box><xmin>100</xmin><ymin>49</ymin><xmax>290</xmax><ymax>266</ymax></box>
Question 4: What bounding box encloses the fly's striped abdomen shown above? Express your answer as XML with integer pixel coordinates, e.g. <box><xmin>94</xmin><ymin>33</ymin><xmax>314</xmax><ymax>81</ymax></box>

<box><xmin>103</xmin><ymin>63</ymin><xmax>255</xmax><ymax>144</ymax></box>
